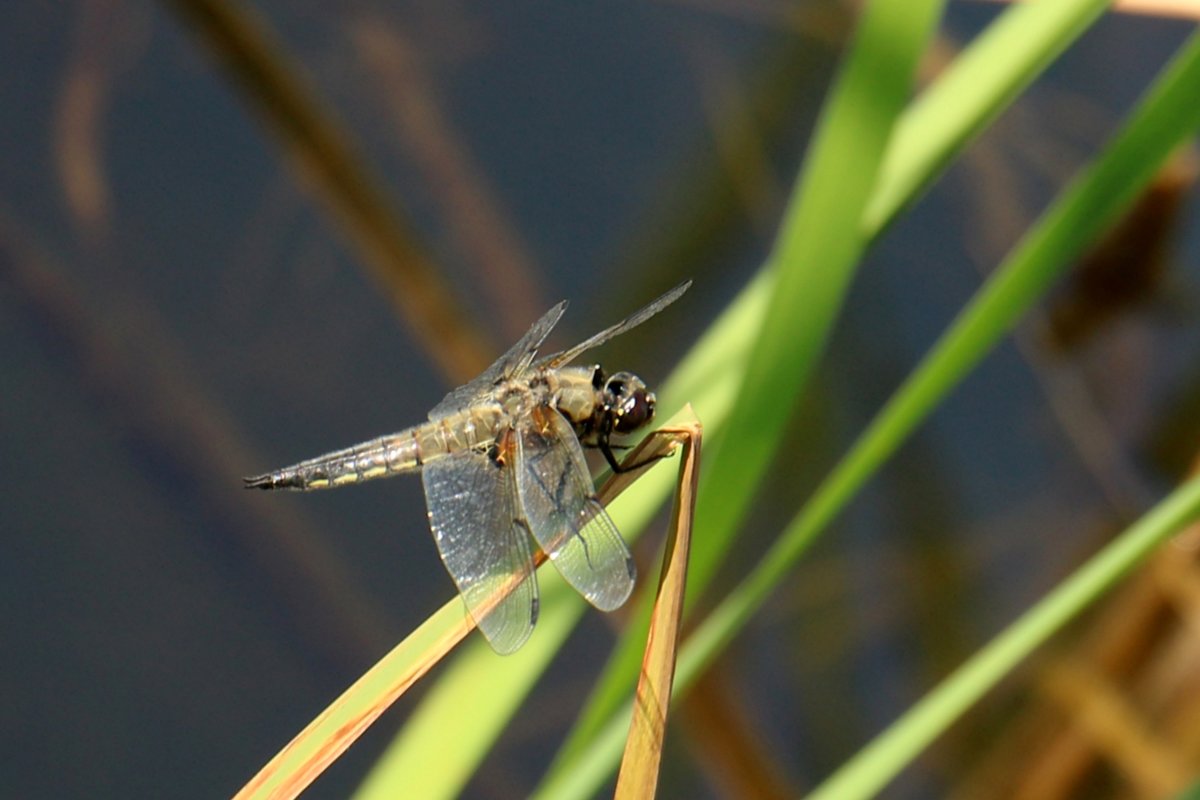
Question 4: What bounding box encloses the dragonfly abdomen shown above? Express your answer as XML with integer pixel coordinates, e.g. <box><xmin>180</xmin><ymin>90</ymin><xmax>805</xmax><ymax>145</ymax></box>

<box><xmin>244</xmin><ymin>405</ymin><xmax>505</xmax><ymax>490</ymax></box>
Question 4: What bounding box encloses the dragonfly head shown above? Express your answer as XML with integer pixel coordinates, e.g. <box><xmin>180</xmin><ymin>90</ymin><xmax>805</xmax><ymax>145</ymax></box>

<box><xmin>602</xmin><ymin>370</ymin><xmax>656</xmax><ymax>435</ymax></box>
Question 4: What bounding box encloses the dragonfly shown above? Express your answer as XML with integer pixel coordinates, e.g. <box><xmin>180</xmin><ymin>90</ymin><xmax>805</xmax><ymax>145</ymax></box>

<box><xmin>245</xmin><ymin>281</ymin><xmax>690</xmax><ymax>654</ymax></box>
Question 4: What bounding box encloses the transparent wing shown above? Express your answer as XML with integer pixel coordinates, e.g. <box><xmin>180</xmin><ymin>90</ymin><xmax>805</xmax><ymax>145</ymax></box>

<box><xmin>422</xmin><ymin>447</ymin><xmax>538</xmax><ymax>654</ymax></box>
<box><xmin>515</xmin><ymin>407</ymin><xmax>635</xmax><ymax>611</ymax></box>
<box><xmin>429</xmin><ymin>301</ymin><xmax>567</xmax><ymax>420</ymax></box>
<box><xmin>536</xmin><ymin>280</ymin><xmax>691</xmax><ymax>369</ymax></box>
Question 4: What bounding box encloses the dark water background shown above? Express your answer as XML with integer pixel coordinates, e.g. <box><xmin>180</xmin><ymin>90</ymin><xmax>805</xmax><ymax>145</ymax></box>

<box><xmin>2</xmin><ymin>3</ymin><xmax>1197</xmax><ymax>798</ymax></box>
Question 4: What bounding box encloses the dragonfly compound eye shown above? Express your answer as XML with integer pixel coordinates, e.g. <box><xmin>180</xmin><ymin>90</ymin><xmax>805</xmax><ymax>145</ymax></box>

<box><xmin>606</xmin><ymin>371</ymin><xmax>655</xmax><ymax>433</ymax></box>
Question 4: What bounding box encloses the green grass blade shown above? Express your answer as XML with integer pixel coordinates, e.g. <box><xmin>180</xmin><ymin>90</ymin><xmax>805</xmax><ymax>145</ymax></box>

<box><xmin>686</xmin><ymin>25</ymin><xmax>1200</xmax><ymax>679</ymax></box>
<box><xmin>685</xmin><ymin>0</ymin><xmax>945</xmax><ymax>630</ymax></box>
<box><xmin>528</xmin><ymin>475</ymin><xmax>1200</xmax><ymax>800</ymax></box>
<box><xmin>550</xmin><ymin>0</ymin><xmax>1119</xmax><ymax>776</ymax></box>
<box><xmin>536</xmin><ymin>24</ymin><xmax>1200</xmax><ymax>800</ymax></box>
<box><xmin>545</xmin><ymin>0</ymin><xmax>945</xmax><ymax>781</ymax></box>
<box><xmin>864</xmin><ymin>0</ymin><xmax>1111</xmax><ymax>233</ymax></box>
<box><xmin>809</xmin><ymin>473</ymin><xmax>1200</xmax><ymax>799</ymax></box>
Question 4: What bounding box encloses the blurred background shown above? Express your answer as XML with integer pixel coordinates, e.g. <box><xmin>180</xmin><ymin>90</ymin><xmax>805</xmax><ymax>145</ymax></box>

<box><xmin>3</xmin><ymin>1</ymin><xmax>1200</xmax><ymax>798</ymax></box>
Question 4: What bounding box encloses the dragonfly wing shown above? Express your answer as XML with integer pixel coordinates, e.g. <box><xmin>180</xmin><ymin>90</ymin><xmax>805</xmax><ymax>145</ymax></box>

<box><xmin>422</xmin><ymin>446</ymin><xmax>538</xmax><ymax>654</ymax></box>
<box><xmin>429</xmin><ymin>300</ymin><xmax>568</xmax><ymax>420</ymax></box>
<box><xmin>537</xmin><ymin>280</ymin><xmax>691</xmax><ymax>369</ymax></box>
<box><xmin>514</xmin><ymin>407</ymin><xmax>635</xmax><ymax>611</ymax></box>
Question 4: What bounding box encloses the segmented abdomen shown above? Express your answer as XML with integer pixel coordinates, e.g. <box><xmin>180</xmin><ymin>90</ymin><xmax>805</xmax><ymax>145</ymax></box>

<box><xmin>245</xmin><ymin>405</ymin><xmax>504</xmax><ymax>490</ymax></box>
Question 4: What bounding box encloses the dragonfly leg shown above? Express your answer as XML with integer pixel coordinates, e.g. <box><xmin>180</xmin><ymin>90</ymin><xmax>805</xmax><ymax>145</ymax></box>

<box><xmin>599</xmin><ymin>437</ymin><xmax>669</xmax><ymax>475</ymax></box>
